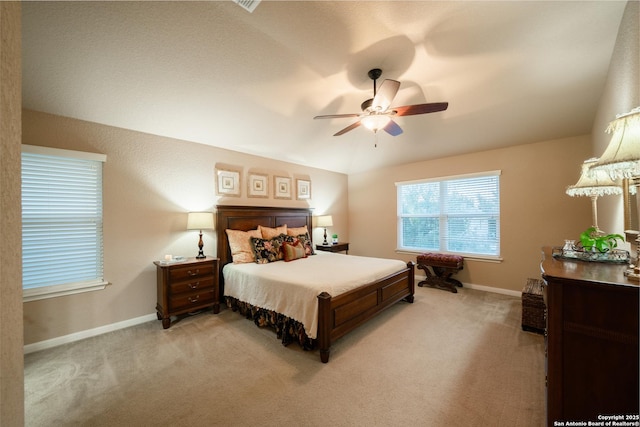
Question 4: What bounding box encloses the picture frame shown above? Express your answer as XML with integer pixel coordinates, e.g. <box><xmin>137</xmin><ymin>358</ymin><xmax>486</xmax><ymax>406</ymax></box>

<box><xmin>248</xmin><ymin>173</ymin><xmax>269</xmax><ymax>198</ymax></box>
<box><xmin>274</xmin><ymin>176</ymin><xmax>292</xmax><ymax>199</ymax></box>
<box><xmin>216</xmin><ymin>168</ymin><xmax>241</xmax><ymax>197</ymax></box>
<box><xmin>296</xmin><ymin>179</ymin><xmax>311</xmax><ymax>200</ymax></box>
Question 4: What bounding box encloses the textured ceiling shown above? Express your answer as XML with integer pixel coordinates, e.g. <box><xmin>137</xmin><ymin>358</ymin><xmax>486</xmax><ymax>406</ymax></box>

<box><xmin>22</xmin><ymin>1</ymin><xmax>628</xmax><ymax>174</ymax></box>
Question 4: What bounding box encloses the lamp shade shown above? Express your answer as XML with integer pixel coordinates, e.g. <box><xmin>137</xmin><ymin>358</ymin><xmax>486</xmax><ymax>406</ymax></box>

<box><xmin>187</xmin><ymin>212</ymin><xmax>214</xmax><ymax>230</ymax></box>
<box><xmin>591</xmin><ymin>106</ymin><xmax>640</xmax><ymax>179</ymax></box>
<box><xmin>315</xmin><ymin>215</ymin><xmax>333</xmax><ymax>227</ymax></box>
<box><xmin>566</xmin><ymin>158</ymin><xmax>622</xmax><ymax>197</ymax></box>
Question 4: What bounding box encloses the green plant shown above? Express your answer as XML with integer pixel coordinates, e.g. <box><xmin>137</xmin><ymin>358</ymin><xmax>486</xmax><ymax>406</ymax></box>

<box><xmin>579</xmin><ymin>227</ymin><xmax>625</xmax><ymax>253</ymax></box>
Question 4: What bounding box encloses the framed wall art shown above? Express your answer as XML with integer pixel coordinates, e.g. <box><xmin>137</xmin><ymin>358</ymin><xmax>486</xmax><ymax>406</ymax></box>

<box><xmin>296</xmin><ymin>179</ymin><xmax>311</xmax><ymax>200</ymax></box>
<box><xmin>274</xmin><ymin>176</ymin><xmax>292</xmax><ymax>199</ymax></box>
<box><xmin>216</xmin><ymin>167</ymin><xmax>241</xmax><ymax>197</ymax></box>
<box><xmin>248</xmin><ymin>173</ymin><xmax>269</xmax><ymax>198</ymax></box>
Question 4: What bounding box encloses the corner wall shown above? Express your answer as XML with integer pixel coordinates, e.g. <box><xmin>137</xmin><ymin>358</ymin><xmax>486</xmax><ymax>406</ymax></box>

<box><xmin>348</xmin><ymin>135</ymin><xmax>592</xmax><ymax>293</ymax></box>
<box><xmin>0</xmin><ymin>2</ymin><xmax>24</xmax><ymax>425</ymax></box>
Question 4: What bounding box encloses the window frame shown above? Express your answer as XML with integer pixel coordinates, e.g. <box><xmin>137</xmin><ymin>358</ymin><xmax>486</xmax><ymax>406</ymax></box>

<box><xmin>396</xmin><ymin>170</ymin><xmax>502</xmax><ymax>261</ymax></box>
<box><xmin>21</xmin><ymin>144</ymin><xmax>108</xmax><ymax>302</ymax></box>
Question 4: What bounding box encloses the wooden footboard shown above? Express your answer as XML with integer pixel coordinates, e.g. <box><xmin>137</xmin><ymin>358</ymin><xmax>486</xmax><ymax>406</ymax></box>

<box><xmin>317</xmin><ymin>261</ymin><xmax>415</xmax><ymax>363</ymax></box>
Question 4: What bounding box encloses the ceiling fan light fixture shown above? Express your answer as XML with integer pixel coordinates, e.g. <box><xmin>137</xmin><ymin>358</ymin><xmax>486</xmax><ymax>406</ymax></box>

<box><xmin>314</xmin><ymin>68</ymin><xmax>448</xmax><ymax>137</ymax></box>
<box><xmin>361</xmin><ymin>114</ymin><xmax>391</xmax><ymax>132</ymax></box>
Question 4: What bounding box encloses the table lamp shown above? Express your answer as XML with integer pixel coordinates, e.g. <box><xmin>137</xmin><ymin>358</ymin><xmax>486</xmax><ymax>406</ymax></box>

<box><xmin>316</xmin><ymin>215</ymin><xmax>333</xmax><ymax>246</ymax></box>
<box><xmin>591</xmin><ymin>106</ymin><xmax>640</xmax><ymax>281</ymax></box>
<box><xmin>187</xmin><ymin>212</ymin><xmax>214</xmax><ymax>258</ymax></box>
<box><xmin>566</xmin><ymin>157</ymin><xmax>621</xmax><ymax>233</ymax></box>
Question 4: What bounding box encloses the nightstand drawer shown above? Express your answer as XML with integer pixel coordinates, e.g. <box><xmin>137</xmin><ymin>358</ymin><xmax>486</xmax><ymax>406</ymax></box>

<box><xmin>168</xmin><ymin>263</ymin><xmax>214</xmax><ymax>281</ymax></box>
<box><xmin>170</xmin><ymin>277</ymin><xmax>215</xmax><ymax>295</ymax></box>
<box><xmin>169</xmin><ymin>288</ymin><xmax>215</xmax><ymax>311</ymax></box>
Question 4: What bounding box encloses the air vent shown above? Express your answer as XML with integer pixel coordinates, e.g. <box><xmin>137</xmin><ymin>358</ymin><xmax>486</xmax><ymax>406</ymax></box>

<box><xmin>233</xmin><ymin>0</ymin><xmax>261</xmax><ymax>13</ymax></box>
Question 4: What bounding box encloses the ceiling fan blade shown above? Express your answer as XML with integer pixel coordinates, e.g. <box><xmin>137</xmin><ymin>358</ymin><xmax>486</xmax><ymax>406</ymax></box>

<box><xmin>314</xmin><ymin>113</ymin><xmax>360</xmax><ymax>120</ymax></box>
<box><xmin>383</xmin><ymin>119</ymin><xmax>403</xmax><ymax>137</ymax></box>
<box><xmin>334</xmin><ymin>121</ymin><xmax>361</xmax><ymax>136</ymax></box>
<box><xmin>371</xmin><ymin>79</ymin><xmax>400</xmax><ymax>112</ymax></box>
<box><xmin>393</xmin><ymin>102</ymin><xmax>448</xmax><ymax>116</ymax></box>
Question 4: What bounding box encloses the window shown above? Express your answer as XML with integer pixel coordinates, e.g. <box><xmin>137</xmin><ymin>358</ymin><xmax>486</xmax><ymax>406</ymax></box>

<box><xmin>21</xmin><ymin>145</ymin><xmax>107</xmax><ymax>301</ymax></box>
<box><xmin>396</xmin><ymin>171</ymin><xmax>501</xmax><ymax>258</ymax></box>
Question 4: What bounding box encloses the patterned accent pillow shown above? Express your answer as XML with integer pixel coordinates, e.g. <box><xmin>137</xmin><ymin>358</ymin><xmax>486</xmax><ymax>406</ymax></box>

<box><xmin>226</xmin><ymin>229</ymin><xmax>262</xmax><ymax>263</ymax></box>
<box><xmin>250</xmin><ymin>234</ymin><xmax>285</xmax><ymax>264</ymax></box>
<box><xmin>258</xmin><ymin>225</ymin><xmax>287</xmax><ymax>239</ymax></box>
<box><xmin>296</xmin><ymin>233</ymin><xmax>315</xmax><ymax>256</ymax></box>
<box><xmin>282</xmin><ymin>239</ymin><xmax>307</xmax><ymax>262</ymax></box>
<box><xmin>281</xmin><ymin>234</ymin><xmax>297</xmax><ymax>244</ymax></box>
<box><xmin>286</xmin><ymin>225</ymin><xmax>308</xmax><ymax>237</ymax></box>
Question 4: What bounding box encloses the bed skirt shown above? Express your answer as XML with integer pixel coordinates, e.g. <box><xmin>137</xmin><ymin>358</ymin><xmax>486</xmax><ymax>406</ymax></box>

<box><xmin>225</xmin><ymin>296</ymin><xmax>316</xmax><ymax>351</ymax></box>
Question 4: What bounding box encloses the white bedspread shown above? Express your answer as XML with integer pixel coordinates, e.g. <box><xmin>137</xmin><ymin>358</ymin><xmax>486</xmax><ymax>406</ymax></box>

<box><xmin>223</xmin><ymin>251</ymin><xmax>407</xmax><ymax>339</ymax></box>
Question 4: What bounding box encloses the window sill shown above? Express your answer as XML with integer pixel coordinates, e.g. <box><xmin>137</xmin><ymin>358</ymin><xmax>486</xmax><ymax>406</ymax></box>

<box><xmin>395</xmin><ymin>249</ymin><xmax>503</xmax><ymax>263</ymax></box>
<box><xmin>23</xmin><ymin>280</ymin><xmax>109</xmax><ymax>302</ymax></box>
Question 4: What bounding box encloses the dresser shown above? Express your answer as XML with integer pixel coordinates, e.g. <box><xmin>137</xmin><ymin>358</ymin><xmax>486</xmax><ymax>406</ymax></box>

<box><xmin>154</xmin><ymin>257</ymin><xmax>219</xmax><ymax>329</ymax></box>
<box><xmin>540</xmin><ymin>247</ymin><xmax>639</xmax><ymax>424</ymax></box>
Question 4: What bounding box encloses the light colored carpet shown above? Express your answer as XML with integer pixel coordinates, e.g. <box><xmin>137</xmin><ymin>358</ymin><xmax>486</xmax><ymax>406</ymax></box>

<box><xmin>24</xmin><ymin>286</ymin><xmax>545</xmax><ymax>427</ymax></box>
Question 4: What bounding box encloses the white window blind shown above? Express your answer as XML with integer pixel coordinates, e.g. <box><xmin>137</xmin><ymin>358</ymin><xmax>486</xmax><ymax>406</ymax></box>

<box><xmin>22</xmin><ymin>145</ymin><xmax>107</xmax><ymax>301</ymax></box>
<box><xmin>396</xmin><ymin>171</ymin><xmax>501</xmax><ymax>258</ymax></box>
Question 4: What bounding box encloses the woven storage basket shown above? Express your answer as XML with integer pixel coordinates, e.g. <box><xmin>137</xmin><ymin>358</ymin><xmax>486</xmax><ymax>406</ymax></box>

<box><xmin>522</xmin><ymin>278</ymin><xmax>545</xmax><ymax>334</ymax></box>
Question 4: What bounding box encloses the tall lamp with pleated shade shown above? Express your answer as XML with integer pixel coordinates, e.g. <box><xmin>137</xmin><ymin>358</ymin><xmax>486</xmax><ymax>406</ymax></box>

<box><xmin>591</xmin><ymin>106</ymin><xmax>640</xmax><ymax>281</ymax></box>
<box><xmin>591</xmin><ymin>107</ymin><xmax>640</xmax><ymax>179</ymax></box>
<box><xmin>187</xmin><ymin>212</ymin><xmax>214</xmax><ymax>259</ymax></box>
<box><xmin>566</xmin><ymin>158</ymin><xmax>622</xmax><ymax>233</ymax></box>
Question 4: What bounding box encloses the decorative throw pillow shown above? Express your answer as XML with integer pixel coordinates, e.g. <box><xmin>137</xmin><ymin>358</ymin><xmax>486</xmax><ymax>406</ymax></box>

<box><xmin>296</xmin><ymin>233</ymin><xmax>315</xmax><ymax>256</ymax></box>
<box><xmin>226</xmin><ymin>229</ymin><xmax>262</xmax><ymax>263</ymax></box>
<box><xmin>251</xmin><ymin>235</ymin><xmax>285</xmax><ymax>264</ymax></box>
<box><xmin>287</xmin><ymin>225</ymin><xmax>308</xmax><ymax>237</ymax></box>
<box><xmin>281</xmin><ymin>234</ymin><xmax>297</xmax><ymax>244</ymax></box>
<box><xmin>282</xmin><ymin>239</ymin><xmax>307</xmax><ymax>262</ymax></box>
<box><xmin>258</xmin><ymin>225</ymin><xmax>287</xmax><ymax>239</ymax></box>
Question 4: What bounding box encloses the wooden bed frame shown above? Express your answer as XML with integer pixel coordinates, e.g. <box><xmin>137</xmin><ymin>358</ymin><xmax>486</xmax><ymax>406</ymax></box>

<box><xmin>215</xmin><ymin>205</ymin><xmax>415</xmax><ymax>363</ymax></box>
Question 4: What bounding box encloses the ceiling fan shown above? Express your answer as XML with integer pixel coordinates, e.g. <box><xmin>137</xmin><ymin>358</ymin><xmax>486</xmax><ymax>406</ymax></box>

<box><xmin>314</xmin><ymin>68</ymin><xmax>448</xmax><ymax>137</ymax></box>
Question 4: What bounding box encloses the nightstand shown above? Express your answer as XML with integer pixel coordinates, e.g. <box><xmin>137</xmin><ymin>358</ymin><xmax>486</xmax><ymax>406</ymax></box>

<box><xmin>315</xmin><ymin>242</ymin><xmax>349</xmax><ymax>254</ymax></box>
<box><xmin>154</xmin><ymin>257</ymin><xmax>219</xmax><ymax>329</ymax></box>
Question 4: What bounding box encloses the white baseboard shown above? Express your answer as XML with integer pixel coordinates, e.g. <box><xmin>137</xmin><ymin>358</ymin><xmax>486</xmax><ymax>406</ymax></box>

<box><xmin>24</xmin><ymin>313</ymin><xmax>157</xmax><ymax>354</ymax></box>
<box><xmin>25</xmin><ymin>277</ymin><xmax>522</xmax><ymax>354</ymax></box>
<box><xmin>463</xmin><ymin>282</ymin><xmax>521</xmax><ymax>297</ymax></box>
<box><xmin>415</xmin><ymin>274</ymin><xmax>522</xmax><ymax>298</ymax></box>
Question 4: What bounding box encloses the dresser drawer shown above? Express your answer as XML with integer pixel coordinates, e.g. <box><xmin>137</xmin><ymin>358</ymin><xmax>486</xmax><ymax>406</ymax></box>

<box><xmin>168</xmin><ymin>262</ymin><xmax>214</xmax><ymax>281</ymax></box>
<box><xmin>170</xmin><ymin>277</ymin><xmax>214</xmax><ymax>295</ymax></box>
<box><xmin>169</xmin><ymin>288</ymin><xmax>215</xmax><ymax>312</ymax></box>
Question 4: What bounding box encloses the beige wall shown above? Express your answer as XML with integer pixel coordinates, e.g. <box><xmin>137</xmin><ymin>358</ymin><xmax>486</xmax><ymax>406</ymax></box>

<box><xmin>348</xmin><ymin>135</ymin><xmax>592</xmax><ymax>292</ymax></box>
<box><xmin>22</xmin><ymin>109</ymin><xmax>348</xmax><ymax>345</ymax></box>
<box><xmin>0</xmin><ymin>2</ymin><xmax>24</xmax><ymax>425</ymax></box>
<box><xmin>592</xmin><ymin>0</ymin><xmax>639</xmax><ymax>235</ymax></box>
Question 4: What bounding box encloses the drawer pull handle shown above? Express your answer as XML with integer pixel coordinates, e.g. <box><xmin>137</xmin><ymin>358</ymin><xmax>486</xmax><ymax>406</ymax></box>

<box><xmin>188</xmin><ymin>282</ymin><xmax>200</xmax><ymax>289</ymax></box>
<box><xmin>187</xmin><ymin>269</ymin><xmax>199</xmax><ymax>276</ymax></box>
<box><xmin>188</xmin><ymin>295</ymin><xmax>200</xmax><ymax>303</ymax></box>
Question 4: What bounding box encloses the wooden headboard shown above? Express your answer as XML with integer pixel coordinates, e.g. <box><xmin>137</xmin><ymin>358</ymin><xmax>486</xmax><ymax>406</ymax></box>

<box><xmin>215</xmin><ymin>205</ymin><xmax>313</xmax><ymax>292</ymax></box>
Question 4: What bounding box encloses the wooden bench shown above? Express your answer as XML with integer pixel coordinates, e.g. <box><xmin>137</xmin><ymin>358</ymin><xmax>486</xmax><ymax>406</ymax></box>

<box><xmin>416</xmin><ymin>253</ymin><xmax>464</xmax><ymax>293</ymax></box>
